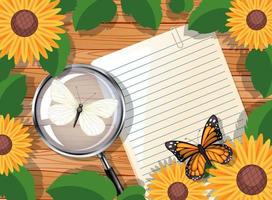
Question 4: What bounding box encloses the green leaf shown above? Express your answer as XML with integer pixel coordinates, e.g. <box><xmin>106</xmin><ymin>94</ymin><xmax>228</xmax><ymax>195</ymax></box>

<box><xmin>169</xmin><ymin>0</ymin><xmax>194</xmax><ymax>13</ymax></box>
<box><xmin>121</xmin><ymin>0</ymin><xmax>162</xmax><ymax>30</ymax></box>
<box><xmin>246</xmin><ymin>101</ymin><xmax>272</xmax><ymax>141</ymax></box>
<box><xmin>0</xmin><ymin>55</ymin><xmax>15</xmax><ymax>81</ymax></box>
<box><xmin>0</xmin><ymin>167</ymin><xmax>35</xmax><ymax>200</ymax></box>
<box><xmin>117</xmin><ymin>186</ymin><xmax>146</xmax><ymax>200</ymax></box>
<box><xmin>189</xmin><ymin>0</ymin><xmax>231</xmax><ymax>33</ymax></box>
<box><xmin>184</xmin><ymin>0</ymin><xmax>193</xmax><ymax>12</ymax></box>
<box><xmin>73</xmin><ymin>0</ymin><xmax>117</xmax><ymax>31</ymax></box>
<box><xmin>58</xmin><ymin>0</ymin><xmax>77</xmax><ymax>14</ymax></box>
<box><xmin>246</xmin><ymin>46</ymin><xmax>272</xmax><ymax>97</ymax></box>
<box><xmin>47</xmin><ymin>171</ymin><xmax>117</xmax><ymax>200</ymax></box>
<box><xmin>203</xmin><ymin>165</ymin><xmax>215</xmax><ymax>178</ymax></box>
<box><xmin>0</xmin><ymin>74</ymin><xmax>27</xmax><ymax>117</ymax></box>
<box><xmin>40</xmin><ymin>33</ymin><xmax>70</xmax><ymax>77</ymax></box>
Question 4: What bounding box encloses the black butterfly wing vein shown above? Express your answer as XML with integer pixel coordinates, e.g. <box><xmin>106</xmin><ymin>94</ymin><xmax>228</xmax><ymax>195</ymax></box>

<box><xmin>185</xmin><ymin>154</ymin><xmax>206</xmax><ymax>180</ymax></box>
<box><xmin>201</xmin><ymin>115</ymin><xmax>223</xmax><ymax>148</ymax></box>
<box><xmin>165</xmin><ymin>141</ymin><xmax>199</xmax><ymax>162</ymax></box>
<box><xmin>164</xmin><ymin>115</ymin><xmax>233</xmax><ymax>180</ymax></box>
<box><xmin>206</xmin><ymin>143</ymin><xmax>233</xmax><ymax>164</ymax></box>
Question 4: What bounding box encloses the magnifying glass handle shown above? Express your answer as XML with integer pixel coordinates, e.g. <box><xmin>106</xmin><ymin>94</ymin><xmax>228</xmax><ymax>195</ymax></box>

<box><xmin>98</xmin><ymin>152</ymin><xmax>124</xmax><ymax>195</ymax></box>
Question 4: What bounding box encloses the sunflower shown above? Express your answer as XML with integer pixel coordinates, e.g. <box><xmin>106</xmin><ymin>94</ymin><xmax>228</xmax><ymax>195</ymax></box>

<box><xmin>208</xmin><ymin>134</ymin><xmax>272</xmax><ymax>200</ymax></box>
<box><xmin>0</xmin><ymin>0</ymin><xmax>65</xmax><ymax>64</ymax></box>
<box><xmin>226</xmin><ymin>0</ymin><xmax>272</xmax><ymax>51</ymax></box>
<box><xmin>148</xmin><ymin>161</ymin><xmax>208</xmax><ymax>200</ymax></box>
<box><xmin>0</xmin><ymin>115</ymin><xmax>32</xmax><ymax>176</ymax></box>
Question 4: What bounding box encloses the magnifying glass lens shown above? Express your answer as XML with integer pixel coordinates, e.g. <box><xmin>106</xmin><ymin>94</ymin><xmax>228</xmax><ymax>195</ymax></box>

<box><xmin>33</xmin><ymin>67</ymin><xmax>124</xmax><ymax>156</ymax></box>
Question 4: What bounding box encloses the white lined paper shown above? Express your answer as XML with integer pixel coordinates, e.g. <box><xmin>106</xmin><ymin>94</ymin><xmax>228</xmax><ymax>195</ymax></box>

<box><xmin>92</xmin><ymin>25</ymin><xmax>247</xmax><ymax>186</ymax></box>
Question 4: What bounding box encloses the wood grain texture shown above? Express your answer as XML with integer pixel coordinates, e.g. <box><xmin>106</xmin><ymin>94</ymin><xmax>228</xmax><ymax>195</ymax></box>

<box><xmin>4</xmin><ymin>0</ymin><xmax>271</xmax><ymax>199</ymax></box>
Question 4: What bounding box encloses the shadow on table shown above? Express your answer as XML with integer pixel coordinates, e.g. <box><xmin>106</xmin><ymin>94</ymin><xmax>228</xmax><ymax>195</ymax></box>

<box><xmin>166</xmin><ymin>8</ymin><xmax>190</xmax><ymax>22</ymax></box>
<box><xmin>76</xmin><ymin>15</ymin><xmax>118</xmax><ymax>37</ymax></box>
<box><xmin>122</xmin><ymin>15</ymin><xmax>159</xmax><ymax>36</ymax></box>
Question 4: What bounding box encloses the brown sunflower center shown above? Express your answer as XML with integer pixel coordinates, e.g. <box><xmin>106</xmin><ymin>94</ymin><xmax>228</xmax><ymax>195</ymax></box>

<box><xmin>167</xmin><ymin>182</ymin><xmax>188</xmax><ymax>200</ymax></box>
<box><xmin>0</xmin><ymin>135</ymin><xmax>12</xmax><ymax>155</ymax></box>
<box><xmin>246</xmin><ymin>10</ymin><xmax>267</xmax><ymax>30</ymax></box>
<box><xmin>11</xmin><ymin>10</ymin><xmax>38</xmax><ymax>37</ymax></box>
<box><xmin>236</xmin><ymin>165</ymin><xmax>267</xmax><ymax>195</ymax></box>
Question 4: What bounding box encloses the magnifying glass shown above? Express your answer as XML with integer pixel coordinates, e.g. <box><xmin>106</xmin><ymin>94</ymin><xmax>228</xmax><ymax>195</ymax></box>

<box><xmin>32</xmin><ymin>64</ymin><xmax>125</xmax><ymax>194</ymax></box>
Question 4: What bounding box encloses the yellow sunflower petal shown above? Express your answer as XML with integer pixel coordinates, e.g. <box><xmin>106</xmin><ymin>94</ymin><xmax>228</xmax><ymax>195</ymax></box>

<box><xmin>0</xmin><ymin>115</ymin><xmax>32</xmax><ymax>175</ymax></box>
<box><xmin>235</xmin><ymin>139</ymin><xmax>247</xmax><ymax>165</ymax></box>
<box><xmin>20</xmin><ymin>38</ymin><xmax>27</xmax><ymax>63</ymax></box>
<box><xmin>0</xmin><ymin>0</ymin><xmax>65</xmax><ymax>63</ymax></box>
<box><xmin>8</xmin><ymin>0</ymin><xmax>19</xmax><ymax>11</ymax></box>
<box><xmin>7</xmin><ymin>37</ymin><xmax>20</xmax><ymax>60</ymax></box>
<box><xmin>47</xmin><ymin>0</ymin><xmax>60</xmax><ymax>10</ymax></box>
<box><xmin>29</xmin><ymin>37</ymin><xmax>40</xmax><ymax>60</ymax></box>
<box><xmin>209</xmin><ymin>133</ymin><xmax>272</xmax><ymax>200</ymax></box>
<box><xmin>255</xmin><ymin>134</ymin><xmax>264</xmax><ymax>153</ymax></box>
<box><xmin>248</xmin><ymin>135</ymin><xmax>256</xmax><ymax>163</ymax></box>
<box><xmin>148</xmin><ymin>161</ymin><xmax>208</xmax><ymax>200</ymax></box>
<box><xmin>32</xmin><ymin>0</ymin><xmax>50</xmax><ymax>13</ymax></box>
<box><xmin>227</xmin><ymin>0</ymin><xmax>272</xmax><ymax>50</ymax></box>
<box><xmin>3</xmin><ymin>0</ymin><xmax>16</xmax><ymax>13</ymax></box>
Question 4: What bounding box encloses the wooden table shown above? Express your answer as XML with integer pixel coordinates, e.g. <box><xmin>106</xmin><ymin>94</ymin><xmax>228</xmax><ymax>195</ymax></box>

<box><xmin>10</xmin><ymin>0</ymin><xmax>272</xmax><ymax>199</ymax></box>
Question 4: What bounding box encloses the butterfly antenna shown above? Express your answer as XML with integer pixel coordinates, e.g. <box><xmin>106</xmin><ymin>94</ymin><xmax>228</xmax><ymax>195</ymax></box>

<box><xmin>185</xmin><ymin>137</ymin><xmax>198</xmax><ymax>145</ymax></box>
<box><xmin>197</xmin><ymin>129</ymin><xmax>201</xmax><ymax>144</ymax></box>
<box><xmin>82</xmin><ymin>92</ymin><xmax>96</xmax><ymax>104</ymax></box>
<box><xmin>185</xmin><ymin>130</ymin><xmax>201</xmax><ymax>145</ymax></box>
<box><xmin>75</xmin><ymin>86</ymin><xmax>82</xmax><ymax>103</ymax></box>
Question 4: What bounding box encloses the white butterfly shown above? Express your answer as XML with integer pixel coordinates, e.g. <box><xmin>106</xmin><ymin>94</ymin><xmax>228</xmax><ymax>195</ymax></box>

<box><xmin>49</xmin><ymin>79</ymin><xmax>118</xmax><ymax>136</ymax></box>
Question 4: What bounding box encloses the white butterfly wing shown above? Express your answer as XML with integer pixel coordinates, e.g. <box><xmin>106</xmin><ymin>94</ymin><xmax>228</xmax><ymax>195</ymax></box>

<box><xmin>79</xmin><ymin>99</ymin><xmax>117</xmax><ymax>136</ymax></box>
<box><xmin>49</xmin><ymin>79</ymin><xmax>78</xmax><ymax>126</ymax></box>
<box><xmin>51</xmin><ymin>79</ymin><xmax>78</xmax><ymax>106</ymax></box>
<box><xmin>79</xmin><ymin>111</ymin><xmax>105</xmax><ymax>136</ymax></box>
<box><xmin>49</xmin><ymin>104</ymin><xmax>76</xmax><ymax>126</ymax></box>
<box><xmin>84</xmin><ymin>99</ymin><xmax>118</xmax><ymax>118</ymax></box>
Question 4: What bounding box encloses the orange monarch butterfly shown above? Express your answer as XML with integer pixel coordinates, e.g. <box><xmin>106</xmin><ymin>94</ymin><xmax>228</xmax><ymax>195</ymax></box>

<box><xmin>165</xmin><ymin>115</ymin><xmax>233</xmax><ymax>180</ymax></box>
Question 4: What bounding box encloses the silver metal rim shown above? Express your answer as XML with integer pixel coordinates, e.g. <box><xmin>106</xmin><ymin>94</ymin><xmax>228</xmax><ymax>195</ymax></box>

<box><xmin>32</xmin><ymin>64</ymin><xmax>126</xmax><ymax>158</ymax></box>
